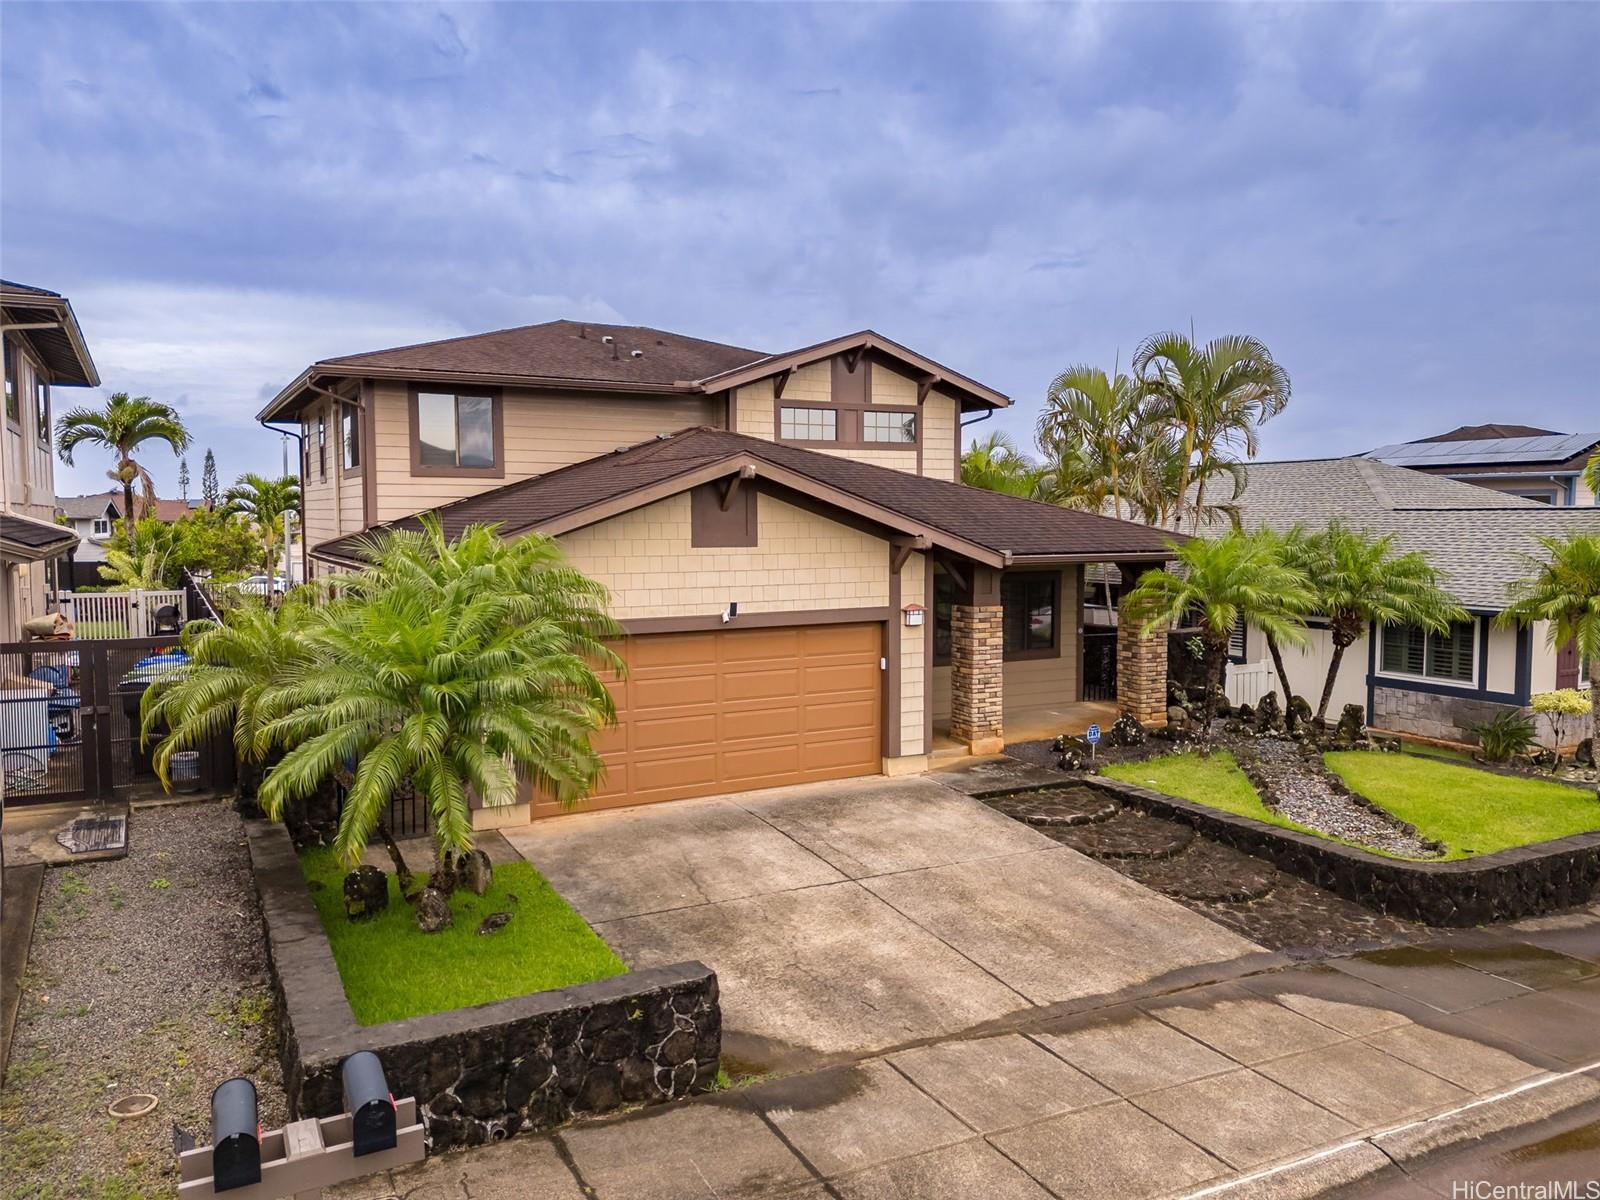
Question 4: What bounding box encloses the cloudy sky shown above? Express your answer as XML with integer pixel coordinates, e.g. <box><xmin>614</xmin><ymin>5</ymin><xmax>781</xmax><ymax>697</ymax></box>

<box><xmin>3</xmin><ymin>2</ymin><xmax>1595</xmax><ymax>500</ymax></box>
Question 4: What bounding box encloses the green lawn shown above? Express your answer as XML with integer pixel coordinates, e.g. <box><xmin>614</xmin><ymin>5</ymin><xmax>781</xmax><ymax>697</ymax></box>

<box><xmin>1325</xmin><ymin>752</ymin><xmax>1600</xmax><ymax>860</ymax></box>
<box><xmin>299</xmin><ymin>847</ymin><xmax>627</xmax><ymax>1025</ymax></box>
<box><xmin>1100</xmin><ymin>750</ymin><xmax>1324</xmax><ymax>839</ymax></box>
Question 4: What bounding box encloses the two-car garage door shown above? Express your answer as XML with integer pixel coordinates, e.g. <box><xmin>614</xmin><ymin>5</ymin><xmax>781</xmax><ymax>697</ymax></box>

<box><xmin>531</xmin><ymin>623</ymin><xmax>882</xmax><ymax>818</ymax></box>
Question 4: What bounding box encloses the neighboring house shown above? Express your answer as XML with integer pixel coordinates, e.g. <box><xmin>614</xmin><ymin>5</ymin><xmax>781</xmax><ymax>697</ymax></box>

<box><xmin>1216</xmin><ymin>457</ymin><xmax>1598</xmax><ymax>747</ymax></box>
<box><xmin>1364</xmin><ymin>424</ymin><xmax>1600</xmax><ymax>507</ymax></box>
<box><xmin>1</xmin><ymin>280</ymin><xmax>98</xmax><ymax>640</ymax></box>
<box><xmin>57</xmin><ymin>490</ymin><xmax>198</xmax><ymax>564</ymax></box>
<box><xmin>261</xmin><ymin>321</ymin><xmax>1181</xmax><ymax>818</ymax></box>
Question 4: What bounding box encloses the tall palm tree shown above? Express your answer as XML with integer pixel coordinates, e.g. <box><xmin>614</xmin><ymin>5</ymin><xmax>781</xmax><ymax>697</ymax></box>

<box><xmin>1498</xmin><ymin>533</ymin><xmax>1600</xmax><ymax>782</ymax></box>
<box><xmin>1036</xmin><ymin>365</ymin><xmax>1149</xmax><ymax>520</ymax></box>
<box><xmin>1297</xmin><ymin>522</ymin><xmax>1468</xmax><ymax>723</ymax></box>
<box><xmin>56</xmin><ymin>392</ymin><xmax>190</xmax><ymax>547</ymax></box>
<box><xmin>960</xmin><ymin>431</ymin><xmax>1042</xmax><ymax>497</ymax></box>
<box><xmin>1133</xmin><ymin>332</ymin><xmax>1291</xmax><ymax>532</ymax></box>
<box><xmin>1123</xmin><ymin>530</ymin><xmax>1314</xmax><ymax>743</ymax></box>
<box><xmin>223</xmin><ymin>473</ymin><xmax>301</xmax><ymax>580</ymax></box>
<box><xmin>144</xmin><ymin>517</ymin><xmax>622</xmax><ymax>883</ymax></box>
<box><xmin>1585</xmin><ymin>451</ymin><xmax>1599</xmax><ymax>500</ymax></box>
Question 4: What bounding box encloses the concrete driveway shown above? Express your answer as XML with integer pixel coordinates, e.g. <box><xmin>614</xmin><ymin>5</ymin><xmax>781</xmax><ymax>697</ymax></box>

<box><xmin>503</xmin><ymin>777</ymin><xmax>1264</xmax><ymax>1071</ymax></box>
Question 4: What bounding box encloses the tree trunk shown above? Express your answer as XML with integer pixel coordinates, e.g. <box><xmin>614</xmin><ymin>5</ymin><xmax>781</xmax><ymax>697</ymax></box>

<box><xmin>373</xmin><ymin>820</ymin><xmax>414</xmax><ymax>896</ymax></box>
<box><xmin>121</xmin><ymin>469</ymin><xmax>138</xmax><ymax>550</ymax></box>
<box><xmin>1317</xmin><ymin>641</ymin><xmax>1348</xmax><ymax>724</ymax></box>
<box><xmin>1264</xmin><ymin>631</ymin><xmax>1294</xmax><ymax>707</ymax></box>
<box><xmin>1592</xmin><ymin>681</ymin><xmax>1599</xmax><ymax>798</ymax></box>
<box><xmin>1173</xmin><ymin>426</ymin><xmax>1195</xmax><ymax>532</ymax></box>
<box><xmin>1193</xmin><ymin>632</ymin><xmax>1226</xmax><ymax>750</ymax></box>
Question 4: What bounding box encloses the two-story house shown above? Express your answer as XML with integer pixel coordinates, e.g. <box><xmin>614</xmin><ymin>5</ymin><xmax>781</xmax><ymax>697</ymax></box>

<box><xmin>2</xmin><ymin>280</ymin><xmax>99</xmax><ymax>640</ymax></box>
<box><xmin>260</xmin><ymin>322</ymin><xmax>1181</xmax><ymax>819</ymax></box>
<box><xmin>1365</xmin><ymin>424</ymin><xmax>1600</xmax><ymax>507</ymax></box>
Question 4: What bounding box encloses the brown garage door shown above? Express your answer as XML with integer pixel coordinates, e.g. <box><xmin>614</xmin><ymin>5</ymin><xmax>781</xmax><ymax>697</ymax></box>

<box><xmin>532</xmin><ymin>623</ymin><xmax>882</xmax><ymax>818</ymax></box>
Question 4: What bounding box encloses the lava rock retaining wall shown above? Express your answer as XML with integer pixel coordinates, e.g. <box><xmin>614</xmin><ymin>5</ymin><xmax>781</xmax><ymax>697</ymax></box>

<box><xmin>245</xmin><ymin>820</ymin><xmax>721</xmax><ymax>1150</ymax></box>
<box><xmin>1082</xmin><ymin>776</ymin><xmax>1600</xmax><ymax>926</ymax></box>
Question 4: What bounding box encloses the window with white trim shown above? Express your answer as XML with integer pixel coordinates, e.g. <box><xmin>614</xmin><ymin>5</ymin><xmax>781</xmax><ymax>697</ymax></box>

<box><xmin>1380</xmin><ymin>620</ymin><xmax>1476</xmax><ymax>684</ymax></box>
<box><xmin>91</xmin><ymin>517</ymin><xmax>111</xmax><ymax>537</ymax></box>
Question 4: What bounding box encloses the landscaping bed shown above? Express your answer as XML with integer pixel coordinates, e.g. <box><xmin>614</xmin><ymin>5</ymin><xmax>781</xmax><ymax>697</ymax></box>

<box><xmin>250</xmin><ymin>822</ymin><xmax>720</xmax><ymax>1150</ymax></box>
<box><xmin>0</xmin><ymin>800</ymin><xmax>286</xmax><ymax>1200</ymax></box>
<box><xmin>299</xmin><ymin>847</ymin><xmax>626</xmax><ymax>1025</ymax></box>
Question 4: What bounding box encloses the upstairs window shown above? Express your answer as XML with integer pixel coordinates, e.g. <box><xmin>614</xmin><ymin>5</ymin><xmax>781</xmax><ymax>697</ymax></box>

<box><xmin>91</xmin><ymin>516</ymin><xmax>111</xmax><ymax>537</ymax></box>
<box><xmin>779</xmin><ymin>406</ymin><xmax>836</xmax><ymax>443</ymax></box>
<box><xmin>317</xmin><ymin>410</ymin><xmax>327</xmax><ymax>478</ymax></box>
<box><xmin>863</xmin><ymin>410</ymin><xmax>917</xmax><ymax>444</ymax></box>
<box><xmin>35</xmin><ymin>379</ymin><xmax>49</xmax><ymax>446</ymax></box>
<box><xmin>415</xmin><ymin>390</ymin><xmax>497</xmax><ymax>470</ymax></box>
<box><xmin>341</xmin><ymin>402</ymin><xmax>360</xmax><ymax>471</ymax></box>
<box><xmin>1381</xmin><ymin>620</ymin><xmax>1475</xmax><ymax>684</ymax></box>
<box><xmin>3</xmin><ymin>338</ymin><xmax>16</xmax><ymax>425</ymax></box>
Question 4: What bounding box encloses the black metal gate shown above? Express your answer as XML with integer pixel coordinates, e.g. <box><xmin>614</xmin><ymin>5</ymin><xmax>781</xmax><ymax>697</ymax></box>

<box><xmin>0</xmin><ymin>637</ymin><xmax>234</xmax><ymax>806</ymax></box>
<box><xmin>1082</xmin><ymin>626</ymin><xmax>1118</xmax><ymax>702</ymax></box>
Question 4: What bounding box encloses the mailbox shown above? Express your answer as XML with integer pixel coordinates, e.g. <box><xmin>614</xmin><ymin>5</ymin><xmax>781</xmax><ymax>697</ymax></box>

<box><xmin>209</xmin><ymin>1077</ymin><xmax>261</xmax><ymax>1191</ymax></box>
<box><xmin>341</xmin><ymin>1051</ymin><xmax>397</xmax><ymax>1157</ymax></box>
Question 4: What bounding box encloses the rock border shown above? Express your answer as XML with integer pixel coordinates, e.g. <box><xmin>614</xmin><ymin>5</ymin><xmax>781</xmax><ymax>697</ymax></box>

<box><xmin>244</xmin><ymin>819</ymin><xmax>720</xmax><ymax>1151</ymax></box>
<box><xmin>1081</xmin><ymin>776</ymin><xmax>1600</xmax><ymax>926</ymax></box>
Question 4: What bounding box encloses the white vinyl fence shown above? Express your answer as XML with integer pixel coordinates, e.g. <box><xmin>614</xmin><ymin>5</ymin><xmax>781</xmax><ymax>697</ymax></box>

<box><xmin>1225</xmin><ymin>661</ymin><xmax>1274</xmax><ymax>708</ymax></box>
<box><xmin>57</xmin><ymin>590</ymin><xmax>187</xmax><ymax>638</ymax></box>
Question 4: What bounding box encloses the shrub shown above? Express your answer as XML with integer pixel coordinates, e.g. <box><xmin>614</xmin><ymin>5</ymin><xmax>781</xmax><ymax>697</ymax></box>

<box><xmin>1475</xmin><ymin>708</ymin><xmax>1537</xmax><ymax>763</ymax></box>
<box><xmin>1531</xmin><ymin>689</ymin><xmax>1592</xmax><ymax>754</ymax></box>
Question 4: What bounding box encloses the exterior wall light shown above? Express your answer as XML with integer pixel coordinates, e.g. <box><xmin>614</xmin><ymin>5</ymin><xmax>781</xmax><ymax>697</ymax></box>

<box><xmin>903</xmin><ymin>604</ymin><xmax>926</xmax><ymax>627</ymax></box>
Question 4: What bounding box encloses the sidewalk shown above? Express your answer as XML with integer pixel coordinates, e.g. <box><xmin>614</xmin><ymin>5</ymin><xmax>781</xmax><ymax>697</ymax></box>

<box><xmin>328</xmin><ymin>907</ymin><xmax>1600</xmax><ymax>1200</ymax></box>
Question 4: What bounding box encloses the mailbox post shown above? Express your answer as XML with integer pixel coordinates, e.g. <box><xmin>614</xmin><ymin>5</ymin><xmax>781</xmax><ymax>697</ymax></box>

<box><xmin>179</xmin><ymin>1055</ymin><xmax>423</xmax><ymax>1200</ymax></box>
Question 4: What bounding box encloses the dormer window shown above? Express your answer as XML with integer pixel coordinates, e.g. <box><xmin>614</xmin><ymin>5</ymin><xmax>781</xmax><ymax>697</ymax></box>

<box><xmin>91</xmin><ymin>517</ymin><xmax>111</xmax><ymax>537</ymax></box>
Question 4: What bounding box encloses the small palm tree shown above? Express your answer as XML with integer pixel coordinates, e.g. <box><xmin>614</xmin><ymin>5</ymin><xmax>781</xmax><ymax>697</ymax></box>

<box><xmin>144</xmin><ymin>517</ymin><xmax>621</xmax><ymax>884</ymax></box>
<box><xmin>1133</xmin><ymin>332</ymin><xmax>1291</xmax><ymax>532</ymax></box>
<box><xmin>1123</xmin><ymin>530</ymin><xmax>1314</xmax><ymax>743</ymax></box>
<box><xmin>223</xmin><ymin>473</ymin><xmax>301</xmax><ymax>580</ymax></box>
<box><xmin>99</xmin><ymin>545</ymin><xmax>172</xmax><ymax>591</ymax></box>
<box><xmin>56</xmin><ymin>393</ymin><xmax>190</xmax><ymax>547</ymax></box>
<box><xmin>1498</xmin><ymin>533</ymin><xmax>1600</xmax><ymax>780</ymax></box>
<box><xmin>1585</xmin><ymin>451</ymin><xmax>1599</xmax><ymax>499</ymax></box>
<box><xmin>1298</xmin><ymin>522</ymin><xmax>1468</xmax><ymax>723</ymax></box>
<box><xmin>960</xmin><ymin>431</ymin><xmax>1042</xmax><ymax>497</ymax></box>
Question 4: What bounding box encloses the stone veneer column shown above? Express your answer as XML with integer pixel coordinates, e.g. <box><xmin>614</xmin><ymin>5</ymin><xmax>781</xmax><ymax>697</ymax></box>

<box><xmin>1116</xmin><ymin>564</ymin><xmax>1169</xmax><ymax>729</ymax></box>
<box><xmin>951</xmin><ymin>603</ymin><xmax>1005</xmax><ymax>754</ymax></box>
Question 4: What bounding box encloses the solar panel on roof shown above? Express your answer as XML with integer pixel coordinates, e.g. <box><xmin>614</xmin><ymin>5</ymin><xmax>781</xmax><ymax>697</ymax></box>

<box><xmin>1369</xmin><ymin>432</ymin><xmax>1599</xmax><ymax>468</ymax></box>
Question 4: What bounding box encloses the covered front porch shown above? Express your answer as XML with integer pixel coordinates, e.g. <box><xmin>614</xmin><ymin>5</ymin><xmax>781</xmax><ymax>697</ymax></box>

<box><xmin>927</xmin><ymin>557</ymin><xmax>1171</xmax><ymax>758</ymax></box>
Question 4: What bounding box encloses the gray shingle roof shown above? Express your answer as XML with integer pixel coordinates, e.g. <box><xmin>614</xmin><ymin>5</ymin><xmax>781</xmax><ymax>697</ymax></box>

<box><xmin>1210</xmin><ymin>457</ymin><xmax>1600</xmax><ymax>610</ymax></box>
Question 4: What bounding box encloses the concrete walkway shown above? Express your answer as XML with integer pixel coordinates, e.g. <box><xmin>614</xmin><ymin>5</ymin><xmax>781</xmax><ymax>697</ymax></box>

<box><xmin>331</xmin><ymin>907</ymin><xmax>1600</xmax><ymax>1199</ymax></box>
<box><xmin>501</xmin><ymin>777</ymin><xmax>1268</xmax><ymax>1072</ymax></box>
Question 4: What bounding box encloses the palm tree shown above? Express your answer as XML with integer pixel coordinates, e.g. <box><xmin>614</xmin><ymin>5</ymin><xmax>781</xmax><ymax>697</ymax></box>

<box><xmin>1256</xmin><ymin>525</ymin><xmax>1316</xmax><ymax>703</ymax></box>
<box><xmin>1037</xmin><ymin>366</ymin><xmax>1149</xmax><ymax>520</ymax></box>
<box><xmin>223</xmin><ymin>473</ymin><xmax>301</xmax><ymax>580</ymax></box>
<box><xmin>1498</xmin><ymin>533</ymin><xmax>1600</xmax><ymax>780</ymax></box>
<box><xmin>1297</xmin><ymin>522</ymin><xmax>1468</xmax><ymax>723</ymax></box>
<box><xmin>56</xmin><ymin>393</ymin><xmax>190</xmax><ymax>547</ymax></box>
<box><xmin>1585</xmin><ymin>451</ymin><xmax>1599</xmax><ymax>499</ymax></box>
<box><xmin>144</xmin><ymin>517</ymin><xmax>622</xmax><ymax>885</ymax></box>
<box><xmin>1133</xmin><ymin>332</ymin><xmax>1291</xmax><ymax>532</ymax></box>
<box><xmin>960</xmin><ymin>431</ymin><xmax>1042</xmax><ymax>497</ymax></box>
<box><xmin>1123</xmin><ymin>530</ymin><xmax>1314</xmax><ymax>743</ymax></box>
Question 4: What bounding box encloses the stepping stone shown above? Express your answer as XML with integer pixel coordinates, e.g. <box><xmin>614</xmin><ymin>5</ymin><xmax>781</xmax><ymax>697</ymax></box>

<box><xmin>1047</xmin><ymin>812</ymin><xmax>1195</xmax><ymax>860</ymax></box>
<box><xmin>986</xmin><ymin>788</ymin><xmax>1118</xmax><ymax>828</ymax></box>
<box><xmin>1125</xmin><ymin>840</ymin><xmax>1277</xmax><ymax>903</ymax></box>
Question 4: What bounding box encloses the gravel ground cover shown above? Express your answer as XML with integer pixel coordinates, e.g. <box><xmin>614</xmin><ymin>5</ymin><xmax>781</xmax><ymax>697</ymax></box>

<box><xmin>0</xmin><ymin>800</ymin><xmax>285</xmax><ymax>1200</ymax></box>
<box><xmin>1240</xmin><ymin>740</ymin><xmax>1438</xmax><ymax>858</ymax></box>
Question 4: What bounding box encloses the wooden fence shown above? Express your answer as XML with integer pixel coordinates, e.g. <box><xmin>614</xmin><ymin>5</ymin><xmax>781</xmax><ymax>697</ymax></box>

<box><xmin>55</xmin><ymin>590</ymin><xmax>188</xmax><ymax>639</ymax></box>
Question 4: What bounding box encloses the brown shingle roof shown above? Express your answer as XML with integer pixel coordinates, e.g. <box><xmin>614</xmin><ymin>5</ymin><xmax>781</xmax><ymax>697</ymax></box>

<box><xmin>318</xmin><ymin>320</ymin><xmax>767</xmax><ymax>390</ymax></box>
<box><xmin>314</xmin><ymin>427</ymin><xmax>1183</xmax><ymax>567</ymax></box>
<box><xmin>0</xmin><ymin>279</ymin><xmax>100</xmax><ymax>388</ymax></box>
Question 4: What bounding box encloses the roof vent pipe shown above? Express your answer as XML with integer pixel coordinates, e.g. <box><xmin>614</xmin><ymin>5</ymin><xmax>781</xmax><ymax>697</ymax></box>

<box><xmin>601</xmin><ymin>335</ymin><xmax>613</xmax><ymax>344</ymax></box>
<box><xmin>578</xmin><ymin>325</ymin><xmax>587</xmax><ymax>339</ymax></box>
<box><xmin>630</xmin><ymin>349</ymin><xmax>644</xmax><ymax>358</ymax></box>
